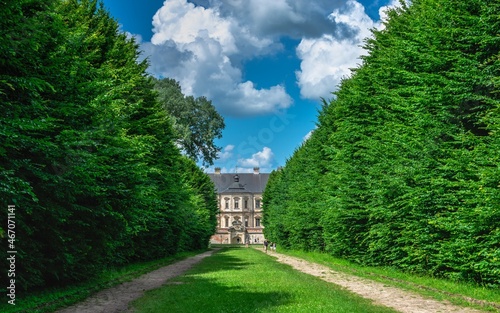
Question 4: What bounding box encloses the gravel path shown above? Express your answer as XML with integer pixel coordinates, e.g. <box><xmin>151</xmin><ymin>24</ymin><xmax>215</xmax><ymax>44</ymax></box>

<box><xmin>56</xmin><ymin>248</ymin><xmax>490</xmax><ymax>313</ymax></box>
<box><xmin>56</xmin><ymin>250</ymin><xmax>217</xmax><ymax>313</ymax></box>
<box><xmin>266</xmin><ymin>250</ymin><xmax>487</xmax><ymax>313</ymax></box>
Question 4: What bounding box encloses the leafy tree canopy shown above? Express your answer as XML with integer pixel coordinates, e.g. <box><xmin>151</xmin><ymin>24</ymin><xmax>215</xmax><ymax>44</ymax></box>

<box><xmin>152</xmin><ymin>77</ymin><xmax>225</xmax><ymax>166</ymax></box>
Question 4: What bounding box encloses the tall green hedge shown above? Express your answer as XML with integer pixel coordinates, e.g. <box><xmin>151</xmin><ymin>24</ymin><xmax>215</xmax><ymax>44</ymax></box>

<box><xmin>263</xmin><ymin>0</ymin><xmax>500</xmax><ymax>287</ymax></box>
<box><xmin>0</xmin><ymin>0</ymin><xmax>218</xmax><ymax>292</ymax></box>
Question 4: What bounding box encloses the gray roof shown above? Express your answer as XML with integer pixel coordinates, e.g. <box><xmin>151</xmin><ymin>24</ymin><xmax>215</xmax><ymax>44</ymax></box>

<box><xmin>208</xmin><ymin>173</ymin><xmax>270</xmax><ymax>194</ymax></box>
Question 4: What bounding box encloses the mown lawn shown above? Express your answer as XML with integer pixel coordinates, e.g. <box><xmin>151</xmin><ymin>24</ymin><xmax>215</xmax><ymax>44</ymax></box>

<box><xmin>281</xmin><ymin>249</ymin><xmax>500</xmax><ymax>311</ymax></box>
<box><xmin>0</xmin><ymin>250</ymin><xmax>205</xmax><ymax>313</ymax></box>
<box><xmin>130</xmin><ymin>247</ymin><xmax>398</xmax><ymax>313</ymax></box>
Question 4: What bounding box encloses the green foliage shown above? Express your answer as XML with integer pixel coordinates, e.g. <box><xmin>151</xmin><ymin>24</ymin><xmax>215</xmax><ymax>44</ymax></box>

<box><xmin>176</xmin><ymin>157</ymin><xmax>219</xmax><ymax>251</ymax></box>
<box><xmin>263</xmin><ymin>113</ymin><xmax>329</xmax><ymax>252</ymax></box>
<box><xmin>263</xmin><ymin>0</ymin><xmax>500</xmax><ymax>287</ymax></box>
<box><xmin>152</xmin><ymin>77</ymin><xmax>225</xmax><ymax>166</ymax></box>
<box><xmin>0</xmin><ymin>250</ymin><xmax>204</xmax><ymax>313</ymax></box>
<box><xmin>0</xmin><ymin>0</ymin><xmax>218</xmax><ymax>292</ymax></box>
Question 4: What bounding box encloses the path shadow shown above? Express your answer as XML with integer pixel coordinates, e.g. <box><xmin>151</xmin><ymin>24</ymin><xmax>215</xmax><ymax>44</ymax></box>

<box><xmin>130</xmin><ymin>247</ymin><xmax>292</xmax><ymax>312</ymax></box>
<box><xmin>133</xmin><ymin>276</ymin><xmax>291</xmax><ymax>313</ymax></box>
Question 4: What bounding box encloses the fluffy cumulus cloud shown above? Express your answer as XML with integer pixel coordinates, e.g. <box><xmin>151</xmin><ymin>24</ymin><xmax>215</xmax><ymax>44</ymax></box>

<box><xmin>144</xmin><ymin>0</ymin><xmax>291</xmax><ymax>117</ymax></box>
<box><xmin>296</xmin><ymin>0</ymin><xmax>385</xmax><ymax>99</ymax></box>
<box><xmin>379</xmin><ymin>0</ymin><xmax>405</xmax><ymax>24</ymax></box>
<box><xmin>217</xmin><ymin>144</ymin><xmax>234</xmax><ymax>161</ymax></box>
<box><xmin>237</xmin><ymin>147</ymin><xmax>274</xmax><ymax>168</ymax></box>
<box><xmin>294</xmin><ymin>0</ymin><xmax>404</xmax><ymax>99</ymax></box>
<box><xmin>211</xmin><ymin>0</ymin><xmax>344</xmax><ymax>39</ymax></box>
<box><xmin>141</xmin><ymin>0</ymin><xmax>400</xmax><ymax>116</ymax></box>
<box><xmin>150</xmin><ymin>0</ymin><xmax>236</xmax><ymax>53</ymax></box>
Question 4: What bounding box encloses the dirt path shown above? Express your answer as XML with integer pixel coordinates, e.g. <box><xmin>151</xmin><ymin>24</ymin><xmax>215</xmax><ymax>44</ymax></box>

<box><xmin>56</xmin><ymin>248</ymin><xmax>490</xmax><ymax>313</ymax></box>
<box><xmin>56</xmin><ymin>250</ymin><xmax>217</xmax><ymax>313</ymax></box>
<box><xmin>266</xmin><ymin>250</ymin><xmax>487</xmax><ymax>313</ymax></box>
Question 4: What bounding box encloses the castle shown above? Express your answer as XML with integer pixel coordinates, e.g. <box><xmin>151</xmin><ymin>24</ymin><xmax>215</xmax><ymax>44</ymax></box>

<box><xmin>208</xmin><ymin>167</ymin><xmax>269</xmax><ymax>244</ymax></box>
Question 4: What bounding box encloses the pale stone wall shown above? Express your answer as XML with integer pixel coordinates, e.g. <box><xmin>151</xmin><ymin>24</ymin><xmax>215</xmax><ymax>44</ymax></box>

<box><xmin>210</xmin><ymin>192</ymin><xmax>265</xmax><ymax>245</ymax></box>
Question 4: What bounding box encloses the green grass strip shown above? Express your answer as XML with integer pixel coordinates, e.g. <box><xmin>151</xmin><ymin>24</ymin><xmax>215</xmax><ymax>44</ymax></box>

<box><xmin>0</xmin><ymin>250</ymin><xmax>204</xmax><ymax>313</ymax></box>
<box><xmin>278</xmin><ymin>249</ymin><xmax>500</xmax><ymax>312</ymax></box>
<box><xmin>130</xmin><ymin>247</ymin><xmax>398</xmax><ymax>313</ymax></box>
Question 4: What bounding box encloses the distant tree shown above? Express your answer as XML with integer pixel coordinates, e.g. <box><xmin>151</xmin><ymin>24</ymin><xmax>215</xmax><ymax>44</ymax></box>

<box><xmin>152</xmin><ymin>78</ymin><xmax>225</xmax><ymax>166</ymax></box>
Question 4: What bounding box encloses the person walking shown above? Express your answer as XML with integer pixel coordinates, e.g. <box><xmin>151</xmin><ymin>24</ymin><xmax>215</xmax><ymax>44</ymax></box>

<box><xmin>263</xmin><ymin>240</ymin><xmax>269</xmax><ymax>253</ymax></box>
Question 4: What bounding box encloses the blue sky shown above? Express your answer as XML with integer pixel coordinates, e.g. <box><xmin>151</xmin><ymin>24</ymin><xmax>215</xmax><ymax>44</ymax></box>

<box><xmin>101</xmin><ymin>0</ymin><xmax>398</xmax><ymax>173</ymax></box>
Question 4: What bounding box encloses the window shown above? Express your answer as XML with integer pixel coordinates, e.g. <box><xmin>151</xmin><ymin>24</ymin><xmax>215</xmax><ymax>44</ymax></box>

<box><xmin>255</xmin><ymin>218</ymin><xmax>261</xmax><ymax>227</ymax></box>
<box><xmin>225</xmin><ymin>217</ymin><xmax>229</xmax><ymax>227</ymax></box>
<box><xmin>244</xmin><ymin>218</ymin><xmax>248</xmax><ymax>227</ymax></box>
<box><xmin>255</xmin><ymin>199</ymin><xmax>261</xmax><ymax>208</ymax></box>
<box><xmin>244</xmin><ymin>199</ymin><xmax>248</xmax><ymax>209</ymax></box>
<box><xmin>225</xmin><ymin>198</ymin><xmax>229</xmax><ymax>209</ymax></box>
<box><xmin>234</xmin><ymin>198</ymin><xmax>239</xmax><ymax>209</ymax></box>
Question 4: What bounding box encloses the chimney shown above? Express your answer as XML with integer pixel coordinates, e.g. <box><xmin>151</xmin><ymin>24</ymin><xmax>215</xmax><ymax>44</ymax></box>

<box><xmin>215</xmin><ymin>167</ymin><xmax>221</xmax><ymax>174</ymax></box>
<box><xmin>253</xmin><ymin>167</ymin><xmax>260</xmax><ymax>174</ymax></box>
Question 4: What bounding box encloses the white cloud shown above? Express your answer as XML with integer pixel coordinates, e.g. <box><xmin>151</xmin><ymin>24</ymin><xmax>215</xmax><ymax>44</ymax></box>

<box><xmin>379</xmin><ymin>0</ymin><xmax>405</xmax><ymax>26</ymax></box>
<box><xmin>225</xmin><ymin>82</ymin><xmax>292</xmax><ymax>116</ymax></box>
<box><xmin>303</xmin><ymin>129</ymin><xmax>314</xmax><ymax>142</ymax></box>
<box><xmin>151</xmin><ymin>0</ymin><xmax>236</xmax><ymax>53</ymax></box>
<box><xmin>237</xmin><ymin>147</ymin><xmax>274</xmax><ymax>168</ymax></box>
<box><xmin>212</xmin><ymin>0</ymin><xmax>348</xmax><ymax>39</ymax></box>
<box><xmin>125</xmin><ymin>31</ymin><xmax>142</xmax><ymax>43</ymax></box>
<box><xmin>144</xmin><ymin>0</ymin><xmax>291</xmax><ymax>117</ymax></box>
<box><xmin>140</xmin><ymin>0</ymin><xmax>401</xmax><ymax>115</ymax></box>
<box><xmin>217</xmin><ymin>144</ymin><xmax>235</xmax><ymax>161</ymax></box>
<box><xmin>295</xmin><ymin>0</ymin><xmax>381</xmax><ymax>100</ymax></box>
<box><xmin>295</xmin><ymin>34</ymin><xmax>361</xmax><ymax>99</ymax></box>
